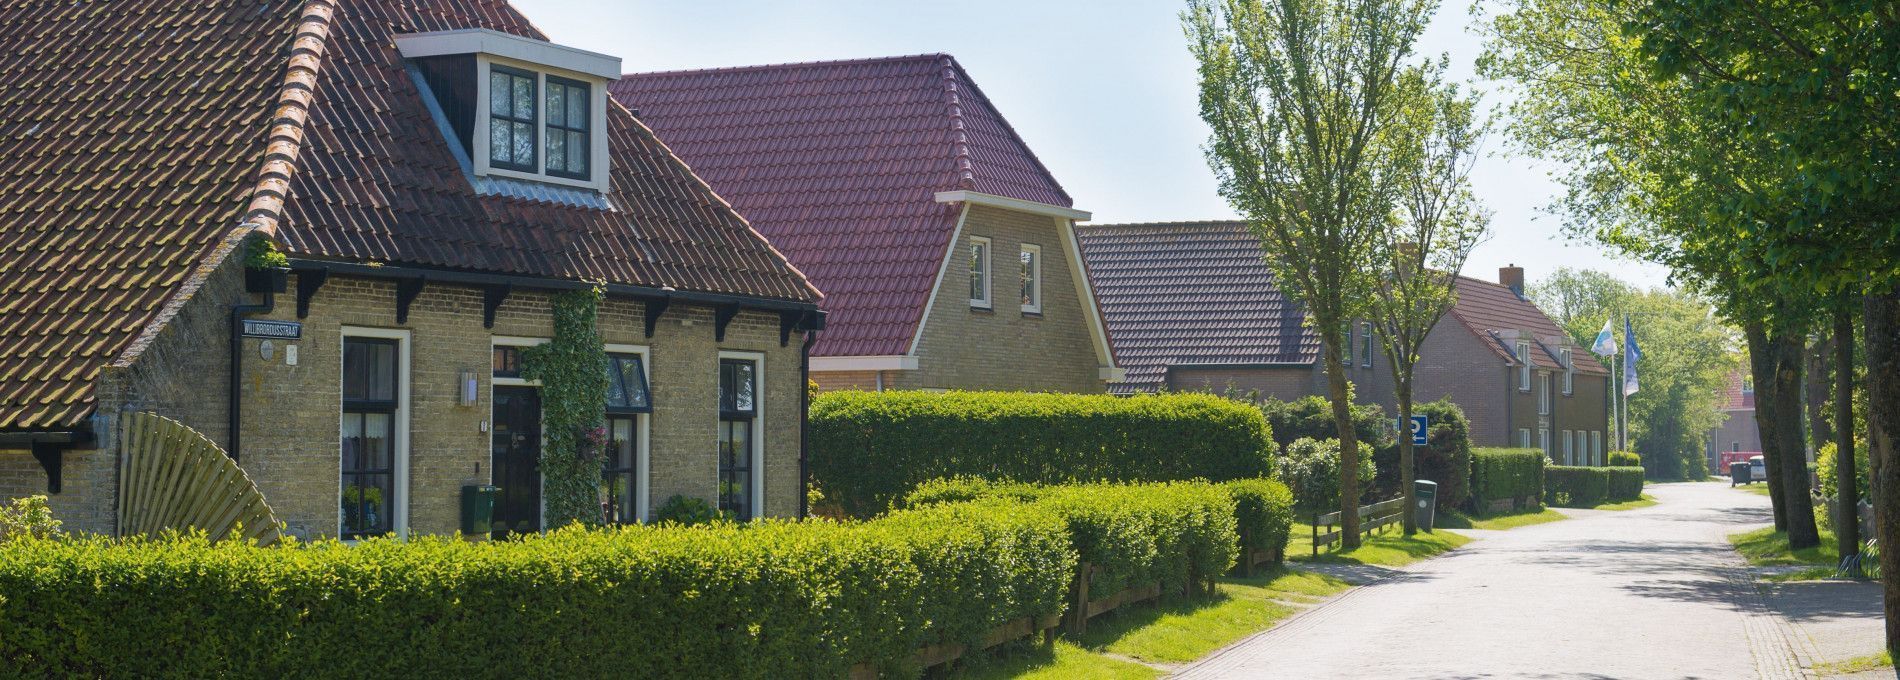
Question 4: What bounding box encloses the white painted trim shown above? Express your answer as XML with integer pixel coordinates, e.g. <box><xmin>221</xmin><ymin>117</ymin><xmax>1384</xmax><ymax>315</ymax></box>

<box><xmin>339</xmin><ymin>326</ymin><xmax>412</xmax><ymax>539</ymax></box>
<box><xmin>491</xmin><ymin>336</ymin><xmax>549</xmax><ymax>388</ymax></box>
<box><xmin>809</xmin><ymin>355</ymin><xmax>919</xmax><ymax>372</ymax></box>
<box><xmin>968</xmin><ymin>235</ymin><xmax>993</xmax><ymax>310</ymax></box>
<box><xmin>907</xmin><ymin>202</ymin><xmax>972</xmax><ymax>356</ymax></box>
<box><xmin>934</xmin><ymin>190</ymin><xmax>1092</xmax><ymax>220</ymax></box>
<box><xmin>1057</xmin><ymin>215</ymin><xmax>1119</xmax><ymax>371</ymax></box>
<box><xmin>395</xmin><ymin>28</ymin><xmax>621</xmax><ymax>79</ymax></box>
<box><xmin>472</xmin><ymin>55</ymin><xmax>613</xmax><ymax>193</ymax></box>
<box><xmin>605</xmin><ymin>343</ymin><xmax>652</xmax><ymax>523</ymax></box>
<box><xmin>719</xmin><ymin>350</ymin><xmax>767</xmax><ymax>520</ymax></box>
<box><xmin>1020</xmin><ymin>243</ymin><xmax>1043</xmax><ymax>314</ymax></box>
<box><xmin>1098</xmin><ymin>367</ymin><xmax>1129</xmax><ymax>381</ymax></box>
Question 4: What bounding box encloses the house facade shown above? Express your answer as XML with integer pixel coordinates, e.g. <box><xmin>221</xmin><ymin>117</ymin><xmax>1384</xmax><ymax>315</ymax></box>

<box><xmin>613</xmin><ymin>56</ymin><xmax>1120</xmax><ymax>393</ymax></box>
<box><xmin>1706</xmin><ymin>370</ymin><xmax>1760</xmax><ymax>472</ymax></box>
<box><xmin>1079</xmin><ymin>221</ymin><xmax>1612</xmax><ymax>462</ymax></box>
<box><xmin>0</xmin><ymin>0</ymin><xmax>824</xmax><ymax>539</ymax></box>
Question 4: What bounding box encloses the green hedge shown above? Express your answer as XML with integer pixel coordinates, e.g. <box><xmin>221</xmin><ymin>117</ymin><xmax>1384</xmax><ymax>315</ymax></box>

<box><xmin>1544</xmin><ymin>465</ymin><xmax>1610</xmax><ymax>507</ymax></box>
<box><xmin>1223</xmin><ymin>478</ymin><xmax>1295</xmax><ymax>564</ymax></box>
<box><xmin>905</xmin><ymin>479</ymin><xmax>1240</xmax><ymax>600</ymax></box>
<box><xmin>1470</xmin><ymin>448</ymin><xmax>1545</xmax><ymax>511</ymax></box>
<box><xmin>1410</xmin><ymin>400</ymin><xmax>1473</xmax><ymax>510</ymax></box>
<box><xmin>1608</xmin><ymin>451</ymin><xmax>1642</xmax><ymax>467</ymax></box>
<box><xmin>1605</xmin><ymin>466</ymin><xmax>1645</xmax><ymax>501</ymax></box>
<box><xmin>0</xmin><ymin>504</ymin><xmax>1074</xmax><ymax>678</ymax></box>
<box><xmin>812</xmin><ymin>390</ymin><xmax>1275</xmax><ymax>516</ymax></box>
<box><xmin>1251</xmin><ymin>394</ymin><xmax>1472</xmax><ymax>508</ymax></box>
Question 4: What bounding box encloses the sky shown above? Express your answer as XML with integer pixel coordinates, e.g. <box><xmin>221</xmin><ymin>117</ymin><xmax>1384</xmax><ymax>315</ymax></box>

<box><xmin>512</xmin><ymin>0</ymin><xmax>1674</xmax><ymax>290</ymax></box>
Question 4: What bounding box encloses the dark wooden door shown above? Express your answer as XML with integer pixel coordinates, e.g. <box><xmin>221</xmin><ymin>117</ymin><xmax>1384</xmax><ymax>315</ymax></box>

<box><xmin>491</xmin><ymin>386</ymin><xmax>542</xmax><ymax>539</ymax></box>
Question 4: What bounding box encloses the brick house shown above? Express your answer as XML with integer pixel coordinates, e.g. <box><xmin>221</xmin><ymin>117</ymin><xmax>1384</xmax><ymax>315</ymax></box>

<box><xmin>1706</xmin><ymin>370</ymin><xmax>1760</xmax><ymax>472</ymax></box>
<box><xmin>613</xmin><ymin>55</ymin><xmax>1121</xmax><ymax>393</ymax></box>
<box><xmin>0</xmin><ymin>0</ymin><xmax>826</xmax><ymax>539</ymax></box>
<box><xmin>1078</xmin><ymin>221</ymin><xmax>1612</xmax><ymax>462</ymax></box>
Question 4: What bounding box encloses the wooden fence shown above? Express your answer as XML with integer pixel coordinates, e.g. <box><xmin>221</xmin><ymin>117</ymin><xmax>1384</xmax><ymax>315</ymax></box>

<box><xmin>117</xmin><ymin>412</ymin><xmax>281</xmax><ymax>546</ymax></box>
<box><xmin>1312</xmin><ymin>496</ymin><xmax>1406</xmax><ymax>556</ymax></box>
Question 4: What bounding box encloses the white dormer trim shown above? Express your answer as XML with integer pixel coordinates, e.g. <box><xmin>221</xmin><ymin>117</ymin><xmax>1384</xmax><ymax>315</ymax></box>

<box><xmin>935</xmin><ymin>190</ymin><xmax>1092</xmax><ymax>221</ymax></box>
<box><xmin>472</xmin><ymin>54</ymin><xmax>612</xmax><ymax>193</ymax></box>
<box><xmin>394</xmin><ymin>28</ymin><xmax>621</xmax><ymax>79</ymax></box>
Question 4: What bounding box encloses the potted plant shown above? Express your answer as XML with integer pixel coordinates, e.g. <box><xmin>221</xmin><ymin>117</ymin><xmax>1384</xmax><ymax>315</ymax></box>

<box><xmin>243</xmin><ymin>238</ymin><xmax>290</xmax><ymax>293</ymax></box>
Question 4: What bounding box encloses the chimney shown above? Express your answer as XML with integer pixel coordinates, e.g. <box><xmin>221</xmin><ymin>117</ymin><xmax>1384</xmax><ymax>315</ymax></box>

<box><xmin>1499</xmin><ymin>264</ymin><xmax>1525</xmax><ymax>296</ymax></box>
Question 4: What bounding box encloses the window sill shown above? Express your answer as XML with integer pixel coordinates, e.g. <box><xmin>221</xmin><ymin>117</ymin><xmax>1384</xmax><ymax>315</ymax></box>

<box><xmin>1021</xmin><ymin>310</ymin><xmax>1042</xmax><ymax>318</ymax></box>
<box><xmin>970</xmin><ymin>304</ymin><xmax>994</xmax><ymax>313</ymax></box>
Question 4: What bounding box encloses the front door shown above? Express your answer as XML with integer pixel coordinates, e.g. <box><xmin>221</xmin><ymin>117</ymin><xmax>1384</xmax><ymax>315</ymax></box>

<box><xmin>491</xmin><ymin>386</ymin><xmax>542</xmax><ymax>539</ymax></box>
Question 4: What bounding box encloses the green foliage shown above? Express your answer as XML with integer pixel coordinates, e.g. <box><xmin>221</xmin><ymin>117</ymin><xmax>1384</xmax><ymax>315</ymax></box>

<box><xmin>1544</xmin><ymin>466</ymin><xmax>1610</xmax><ymax>507</ymax></box>
<box><xmin>1276</xmin><ymin>438</ymin><xmax>1376</xmax><ymax>517</ymax></box>
<box><xmin>652</xmin><ymin>495</ymin><xmax>730</xmax><ymax>526</ymax></box>
<box><xmin>1608</xmin><ymin>451</ymin><xmax>1641</xmax><ymax>467</ymax></box>
<box><xmin>1469</xmin><ymin>448</ymin><xmax>1545</xmax><ymax>511</ymax></box>
<box><xmin>1605</xmin><ymin>466</ymin><xmax>1644</xmax><ymax>501</ymax></box>
<box><xmin>520</xmin><ymin>287</ymin><xmax>610</xmax><ymax>528</ymax></box>
<box><xmin>0</xmin><ymin>504</ymin><xmax>1074</xmax><ymax>678</ymax></box>
<box><xmin>1410</xmin><ymin>399</ymin><xmax>1472</xmax><ymax>509</ymax></box>
<box><xmin>242</xmin><ymin>237</ymin><xmax>289</xmax><ymax>270</ymax></box>
<box><xmin>1222</xmin><ymin>478</ymin><xmax>1295</xmax><ymax>563</ymax></box>
<box><xmin>1818</xmin><ymin>441</ymin><xmax>1871</xmax><ymax>503</ymax></box>
<box><xmin>810</xmin><ymin>390</ymin><xmax>1274</xmax><ymax>516</ymax></box>
<box><xmin>1252</xmin><ymin>393</ymin><xmax>1390</xmax><ymax>452</ymax></box>
<box><xmin>0</xmin><ymin>496</ymin><xmax>60</xmax><ymax>542</ymax></box>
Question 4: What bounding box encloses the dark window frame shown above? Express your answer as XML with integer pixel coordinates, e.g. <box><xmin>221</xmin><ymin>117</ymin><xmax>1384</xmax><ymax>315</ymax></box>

<box><xmin>341</xmin><ymin>337</ymin><xmax>399</xmax><ymax>540</ymax></box>
<box><xmin>492</xmin><ymin>345</ymin><xmax>523</xmax><ymax>379</ymax></box>
<box><xmin>601</xmin><ymin>412</ymin><xmax>641</xmax><ymax>524</ymax></box>
<box><xmin>605</xmin><ymin>352</ymin><xmax>652</xmax><ymax>414</ymax></box>
<box><xmin>718</xmin><ymin>358</ymin><xmax>758</xmax><ymax>519</ymax></box>
<box><xmin>544</xmin><ymin>75</ymin><xmax>591</xmax><ymax>180</ymax></box>
<box><xmin>488</xmin><ymin>64</ymin><xmax>538</xmax><ymax>173</ymax></box>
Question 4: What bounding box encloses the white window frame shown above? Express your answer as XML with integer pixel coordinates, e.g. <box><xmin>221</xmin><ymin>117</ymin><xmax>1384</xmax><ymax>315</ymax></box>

<box><xmin>340</xmin><ymin>326</ymin><xmax>412</xmax><ymax>540</ymax></box>
<box><xmin>1561</xmin><ymin>348</ymin><xmax>1575</xmax><ymax>395</ymax></box>
<box><xmin>1594</xmin><ymin>431</ymin><xmax>1605</xmax><ymax>465</ymax></box>
<box><xmin>1562</xmin><ymin>430</ymin><xmax>1573</xmax><ymax>465</ymax></box>
<box><xmin>719</xmin><ymin>350</ymin><xmax>766</xmax><ymax>520</ymax></box>
<box><xmin>1538</xmin><ymin>373</ymin><xmax>1551</xmax><ymax>415</ymax></box>
<box><xmin>1517</xmin><ymin>341</ymin><xmax>1532</xmax><ymax>391</ymax></box>
<box><xmin>1539</xmin><ymin>428</ymin><xmax>1550</xmax><ymax>458</ymax></box>
<box><xmin>605</xmin><ymin>343</ymin><xmax>653</xmax><ymax>523</ymax></box>
<box><xmin>968</xmin><ymin>236</ymin><xmax>992</xmax><ymax>309</ymax></box>
<box><xmin>1019</xmin><ymin>243</ymin><xmax>1042</xmax><ymax>314</ymax></box>
<box><xmin>472</xmin><ymin>54</ymin><xmax>612</xmax><ymax>192</ymax></box>
<box><xmin>1360</xmin><ymin>322</ymin><xmax>1374</xmax><ymax>368</ymax></box>
<box><xmin>1519</xmin><ymin>428</ymin><xmax>1532</xmax><ymax>448</ymax></box>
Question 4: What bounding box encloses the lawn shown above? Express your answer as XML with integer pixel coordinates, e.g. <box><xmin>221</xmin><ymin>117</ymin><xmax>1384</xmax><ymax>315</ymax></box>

<box><xmin>1437</xmin><ymin>507</ymin><xmax>1568</xmax><ymax>530</ymax></box>
<box><xmin>1733</xmin><ymin>482</ymin><xmax>1773</xmax><ymax>497</ymax></box>
<box><xmin>950</xmin><ymin>567</ymin><xmax>1353</xmax><ymax>678</ymax></box>
<box><xmin>1729</xmin><ymin>525</ymin><xmax>1839</xmax><ymax>568</ymax></box>
<box><xmin>1589</xmin><ymin>494</ymin><xmax>1659</xmax><ymax>511</ymax></box>
<box><xmin>1816</xmin><ymin>651</ymin><xmax>1893</xmax><ymax>676</ymax></box>
<box><xmin>1286</xmin><ymin>523</ymin><xmax>1472</xmax><ymax>567</ymax></box>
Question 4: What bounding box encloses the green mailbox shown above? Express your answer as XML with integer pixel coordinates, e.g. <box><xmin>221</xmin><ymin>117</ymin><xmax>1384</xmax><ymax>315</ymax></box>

<box><xmin>462</xmin><ymin>485</ymin><xmax>499</xmax><ymax>536</ymax></box>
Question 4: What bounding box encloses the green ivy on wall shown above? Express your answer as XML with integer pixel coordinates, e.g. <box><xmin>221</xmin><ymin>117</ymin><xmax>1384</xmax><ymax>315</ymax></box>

<box><xmin>521</xmin><ymin>286</ymin><xmax>609</xmax><ymax>528</ymax></box>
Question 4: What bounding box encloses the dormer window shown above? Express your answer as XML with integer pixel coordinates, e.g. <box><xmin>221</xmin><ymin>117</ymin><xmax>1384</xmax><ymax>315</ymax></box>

<box><xmin>396</xmin><ymin>29</ymin><xmax>618</xmax><ymax>192</ymax></box>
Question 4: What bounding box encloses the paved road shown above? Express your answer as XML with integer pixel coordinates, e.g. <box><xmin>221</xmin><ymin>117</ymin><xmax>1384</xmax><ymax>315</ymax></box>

<box><xmin>1177</xmin><ymin>482</ymin><xmax>1808</xmax><ymax>680</ymax></box>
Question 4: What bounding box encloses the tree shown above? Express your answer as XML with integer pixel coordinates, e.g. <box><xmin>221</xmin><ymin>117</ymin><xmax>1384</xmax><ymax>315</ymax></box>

<box><xmin>1369</xmin><ymin>62</ymin><xmax>1489</xmax><ymax>534</ymax></box>
<box><xmin>1184</xmin><ymin>0</ymin><xmax>1433</xmax><ymax>547</ymax></box>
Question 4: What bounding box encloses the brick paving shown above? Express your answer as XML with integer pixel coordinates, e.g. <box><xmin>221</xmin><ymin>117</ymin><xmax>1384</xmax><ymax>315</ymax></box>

<box><xmin>1176</xmin><ymin>482</ymin><xmax>1812</xmax><ymax>679</ymax></box>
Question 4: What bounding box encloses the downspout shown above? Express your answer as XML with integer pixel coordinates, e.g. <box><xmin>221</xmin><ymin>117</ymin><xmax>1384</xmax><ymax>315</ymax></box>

<box><xmin>799</xmin><ymin>328</ymin><xmax>818</xmax><ymax>518</ymax></box>
<box><xmin>229</xmin><ymin>291</ymin><xmax>275</xmax><ymax>461</ymax></box>
<box><xmin>1505</xmin><ymin>365</ymin><xmax>1514</xmax><ymax>446</ymax></box>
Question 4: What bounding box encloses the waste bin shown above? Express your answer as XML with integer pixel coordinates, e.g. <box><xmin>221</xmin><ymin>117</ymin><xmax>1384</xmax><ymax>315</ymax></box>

<box><xmin>1729</xmin><ymin>461</ymin><xmax>1750</xmax><ymax>487</ymax></box>
<box><xmin>1414</xmin><ymin>480</ymin><xmax>1438</xmax><ymax>533</ymax></box>
<box><xmin>462</xmin><ymin>485</ymin><xmax>499</xmax><ymax>536</ymax></box>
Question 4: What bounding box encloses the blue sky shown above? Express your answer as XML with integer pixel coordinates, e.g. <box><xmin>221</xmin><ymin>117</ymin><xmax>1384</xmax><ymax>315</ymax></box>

<box><xmin>513</xmin><ymin>0</ymin><xmax>1673</xmax><ymax>290</ymax></box>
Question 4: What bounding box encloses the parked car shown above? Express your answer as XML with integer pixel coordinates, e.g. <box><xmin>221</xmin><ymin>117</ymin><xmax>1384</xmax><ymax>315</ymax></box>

<box><xmin>1749</xmin><ymin>456</ymin><xmax>1767</xmax><ymax>482</ymax></box>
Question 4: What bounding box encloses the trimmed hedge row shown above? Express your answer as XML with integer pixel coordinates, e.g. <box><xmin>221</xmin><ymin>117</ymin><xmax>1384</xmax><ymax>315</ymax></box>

<box><xmin>812</xmin><ymin>390</ymin><xmax>1275</xmax><ymax>516</ymax></box>
<box><xmin>1470</xmin><ymin>448</ymin><xmax>1546</xmax><ymax>511</ymax></box>
<box><xmin>1224</xmin><ymin>478</ymin><xmax>1295</xmax><ymax>563</ymax></box>
<box><xmin>1609</xmin><ymin>451</ymin><xmax>1642</xmax><ymax>467</ymax></box>
<box><xmin>1606</xmin><ymin>466</ymin><xmax>1645</xmax><ymax>501</ymax></box>
<box><xmin>0</xmin><ymin>503</ymin><xmax>1074</xmax><ymax>678</ymax></box>
<box><xmin>1252</xmin><ymin>394</ymin><xmax>1473</xmax><ymax>509</ymax></box>
<box><xmin>1544</xmin><ymin>465</ymin><xmax>1611</xmax><ymax>507</ymax></box>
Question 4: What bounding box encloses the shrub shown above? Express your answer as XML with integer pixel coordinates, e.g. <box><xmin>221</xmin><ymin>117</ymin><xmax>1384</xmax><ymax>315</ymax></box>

<box><xmin>1608</xmin><ymin>451</ymin><xmax>1642</xmax><ymax>467</ymax></box>
<box><xmin>652</xmin><ymin>494</ymin><xmax>730</xmax><ymax>526</ymax></box>
<box><xmin>1818</xmin><ymin>441</ymin><xmax>1871</xmax><ymax>502</ymax></box>
<box><xmin>811</xmin><ymin>390</ymin><xmax>1274</xmax><ymax>516</ymax></box>
<box><xmin>1276</xmin><ymin>438</ymin><xmax>1376</xmax><ymax>518</ymax></box>
<box><xmin>1250</xmin><ymin>393</ymin><xmax>1389</xmax><ymax>450</ymax></box>
<box><xmin>1410</xmin><ymin>399</ymin><xmax>1472</xmax><ymax>510</ymax></box>
<box><xmin>1470</xmin><ymin>448</ymin><xmax>1545</xmax><ymax>512</ymax></box>
<box><xmin>0</xmin><ymin>495</ymin><xmax>60</xmax><ymax>542</ymax></box>
<box><xmin>1223</xmin><ymin>478</ymin><xmax>1295</xmax><ymax>564</ymax></box>
<box><xmin>1545</xmin><ymin>466</ymin><xmax>1610</xmax><ymax>507</ymax></box>
<box><xmin>1605</xmin><ymin>466</ymin><xmax>1645</xmax><ymax>501</ymax></box>
<box><xmin>0</xmin><ymin>503</ymin><xmax>1073</xmax><ymax>678</ymax></box>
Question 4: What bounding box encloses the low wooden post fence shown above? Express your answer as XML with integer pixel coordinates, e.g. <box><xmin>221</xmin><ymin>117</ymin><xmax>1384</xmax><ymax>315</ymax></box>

<box><xmin>1312</xmin><ymin>496</ymin><xmax>1407</xmax><ymax>556</ymax></box>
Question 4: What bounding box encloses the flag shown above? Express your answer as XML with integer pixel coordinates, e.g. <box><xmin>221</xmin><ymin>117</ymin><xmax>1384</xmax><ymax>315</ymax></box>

<box><xmin>1591</xmin><ymin>318</ymin><xmax>1617</xmax><ymax>355</ymax></box>
<box><xmin>1622</xmin><ymin>315</ymin><xmax>1642</xmax><ymax>396</ymax></box>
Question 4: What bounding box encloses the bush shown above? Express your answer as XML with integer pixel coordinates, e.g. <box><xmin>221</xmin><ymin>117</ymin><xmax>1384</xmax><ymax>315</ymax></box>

<box><xmin>0</xmin><ymin>504</ymin><xmax>1074</xmax><ymax>678</ymax></box>
<box><xmin>1276</xmin><ymin>438</ymin><xmax>1376</xmax><ymax>518</ymax></box>
<box><xmin>1605</xmin><ymin>466</ymin><xmax>1645</xmax><ymax>501</ymax></box>
<box><xmin>1608</xmin><ymin>451</ymin><xmax>1642</xmax><ymax>467</ymax></box>
<box><xmin>652</xmin><ymin>494</ymin><xmax>731</xmax><ymax>526</ymax></box>
<box><xmin>0</xmin><ymin>495</ymin><xmax>60</xmax><ymax>542</ymax></box>
<box><xmin>1818</xmin><ymin>441</ymin><xmax>1870</xmax><ymax>502</ymax></box>
<box><xmin>1545</xmin><ymin>466</ymin><xmax>1610</xmax><ymax>507</ymax></box>
<box><xmin>811</xmin><ymin>390</ymin><xmax>1274</xmax><ymax>516</ymax></box>
<box><xmin>1470</xmin><ymin>448</ymin><xmax>1545</xmax><ymax>512</ymax></box>
<box><xmin>1410</xmin><ymin>400</ymin><xmax>1472</xmax><ymax>510</ymax></box>
<box><xmin>1251</xmin><ymin>393</ymin><xmax>1389</xmax><ymax>451</ymax></box>
<box><xmin>1223</xmin><ymin>478</ymin><xmax>1295</xmax><ymax>564</ymax></box>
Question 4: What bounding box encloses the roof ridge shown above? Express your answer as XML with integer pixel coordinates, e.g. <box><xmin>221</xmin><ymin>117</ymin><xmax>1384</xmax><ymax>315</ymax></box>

<box><xmin>1078</xmin><ymin>220</ymin><xmax>1249</xmax><ymax>229</ymax></box>
<box><xmin>938</xmin><ymin>58</ymin><xmax>1072</xmax><ymax>206</ymax></box>
<box><xmin>941</xmin><ymin>55</ymin><xmax>977</xmax><ymax>190</ymax></box>
<box><xmin>621</xmin><ymin>52</ymin><xmax>952</xmax><ymax>79</ymax></box>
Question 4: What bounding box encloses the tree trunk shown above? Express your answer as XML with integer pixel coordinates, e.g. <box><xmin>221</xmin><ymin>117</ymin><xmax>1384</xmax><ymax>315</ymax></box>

<box><xmin>1861</xmin><ymin>289</ymin><xmax>1900</xmax><ymax>658</ymax></box>
<box><xmin>1834</xmin><ymin>307</ymin><xmax>1860</xmax><ymax>575</ymax></box>
<box><xmin>1399</xmin><ymin>390</ymin><xmax>1417</xmax><ymax>535</ymax></box>
<box><xmin>1807</xmin><ymin>331</ymin><xmax>1835</xmax><ymax>451</ymax></box>
<box><xmin>1748</xmin><ymin>324</ymin><xmax>1790</xmax><ymax>530</ymax></box>
<box><xmin>1771</xmin><ymin>328</ymin><xmax>1821</xmax><ymax>549</ymax></box>
<box><xmin>1324</xmin><ymin>349</ymin><xmax>1363</xmax><ymax>549</ymax></box>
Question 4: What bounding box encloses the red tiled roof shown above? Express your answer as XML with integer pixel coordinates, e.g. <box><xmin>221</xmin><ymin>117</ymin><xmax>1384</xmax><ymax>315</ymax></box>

<box><xmin>1448</xmin><ymin>276</ymin><xmax>1608</xmax><ymax>375</ymax></box>
<box><xmin>612</xmin><ymin>54</ymin><xmax>1071</xmax><ymax>357</ymax></box>
<box><xmin>0</xmin><ymin>0</ymin><xmax>819</xmax><ymax>431</ymax></box>
<box><xmin>1076</xmin><ymin>222</ymin><xmax>1318</xmax><ymax>394</ymax></box>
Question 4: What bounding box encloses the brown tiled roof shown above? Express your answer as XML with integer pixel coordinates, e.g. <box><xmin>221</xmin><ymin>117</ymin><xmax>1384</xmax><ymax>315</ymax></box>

<box><xmin>1076</xmin><ymin>221</ymin><xmax>1318</xmax><ymax>394</ymax></box>
<box><xmin>0</xmin><ymin>0</ymin><xmax>819</xmax><ymax>431</ymax></box>
<box><xmin>612</xmin><ymin>54</ymin><xmax>1071</xmax><ymax>357</ymax></box>
<box><xmin>1719</xmin><ymin>370</ymin><xmax>1754</xmax><ymax>411</ymax></box>
<box><xmin>1448</xmin><ymin>276</ymin><xmax>1608</xmax><ymax>375</ymax></box>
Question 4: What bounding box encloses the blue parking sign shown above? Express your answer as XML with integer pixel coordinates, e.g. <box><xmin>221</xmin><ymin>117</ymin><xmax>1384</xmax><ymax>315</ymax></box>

<box><xmin>1400</xmin><ymin>415</ymin><xmax>1428</xmax><ymax>445</ymax></box>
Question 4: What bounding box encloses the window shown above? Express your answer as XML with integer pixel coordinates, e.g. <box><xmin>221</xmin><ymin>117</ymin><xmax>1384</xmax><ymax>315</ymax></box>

<box><xmin>968</xmin><ymin>236</ymin><xmax>992</xmax><ymax>309</ymax></box>
<box><xmin>1518</xmin><ymin>428</ymin><xmax>1532</xmax><ymax>448</ymax></box>
<box><xmin>1562</xmin><ymin>430</ymin><xmax>1573</xmax><ymax>465</ymax></box>
<box><xmin>1360</xmin><ymin>322</ymin><xmax>1373</xmax><ymax>368</ymax></box>
<box><xmin>1593</xmin><ymin>431</ymin><xmax>1603</xmax><ymax>465</ymax></box>
<box><xmin>1538</xmin><ymin>373</ymin><xmax>1551</xmax><ymax>415</ymax></box>
<box><xmin>488</xmin><ymin>65</ymin><xmax>537</xmax><ymax>172</ymax></box>
<box><xmin>718</xmin><ymin>357</ymin><xmax>761</xmax><ymax>519</ymax></box>
<box><xmin>601</xmin><ymin>351</ymin><xmax>651</xmax><ymax>524</ymax></box>
<box><xmin>1539</xmin><ymin>428</ymin><xmax>1550</xmax><ymax>457</ymax></box>
<box><xmin>1020</xmin><ymin>244</ymin><xmax>1042</xmax><ymax>314</ymax></box>
<box><xmin>1342</xmin><ymin>323</ymin><xmax>1353</xmax><ymax>361</ymax></box>
<box><xmin>1741</xmin><ymin>375</ymin><xmax>1754</xmax><ymax>395</ymax></box>
<box><xmin>341</xmin><ymin>336</ymin><xmax>403</xmax><ymax>539</ymax></box>
<box><xmin>1517</xmin><ymin>341</ymin><xmax>1532</xmax><ymax>391</ymax></box>
<box><xmin>544</xmin><ymin>76</ymin><xmax>590</xmax><ymax>179</ymax></box>
<box><xmin>1561</xmin><ymin>348</ymin><xmax>1575</xmax><ymax>395</ymax></box>
<box><xmin>492</xmin><ymin>345</ymin><xmax>522</xmax><ymax>379</ymax></box>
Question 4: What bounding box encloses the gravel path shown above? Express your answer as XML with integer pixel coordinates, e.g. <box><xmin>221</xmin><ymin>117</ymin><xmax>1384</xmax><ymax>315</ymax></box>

<box><xmin>1175</xmin><ymin>481</ymin><xmax>1808</xmax><ymax>680</ymax></box>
